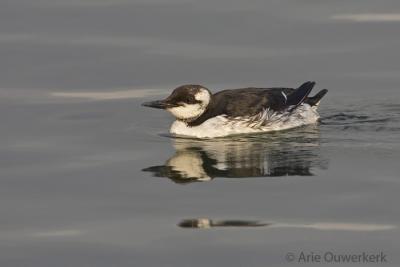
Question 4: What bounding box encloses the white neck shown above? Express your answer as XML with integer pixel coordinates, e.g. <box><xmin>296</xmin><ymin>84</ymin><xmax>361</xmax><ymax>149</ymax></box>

<box><xmin>167</xmin><ymin>104</ymin><xmax>206</xmax><ymax>121</ymax></box>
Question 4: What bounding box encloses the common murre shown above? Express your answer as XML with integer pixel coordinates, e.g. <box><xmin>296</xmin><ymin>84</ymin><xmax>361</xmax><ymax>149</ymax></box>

<box><xmin>142</xmin><ymin>81</ymin><xmax>328</xmax><ymax>138</ymax></box>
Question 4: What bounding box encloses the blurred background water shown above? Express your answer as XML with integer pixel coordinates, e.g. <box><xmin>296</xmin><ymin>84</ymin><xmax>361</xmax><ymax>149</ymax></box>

<box><xmin>1</xmin><ymin>0</ymin><xmax>399</xmax><ymax>266</ymax></box>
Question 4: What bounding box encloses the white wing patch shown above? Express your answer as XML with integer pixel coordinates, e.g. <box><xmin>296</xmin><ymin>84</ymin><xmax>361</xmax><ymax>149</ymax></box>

<box><xmin>281</xmin><ymin>91</ymin><xmax>287</xmax><ymax>103</ymax></box>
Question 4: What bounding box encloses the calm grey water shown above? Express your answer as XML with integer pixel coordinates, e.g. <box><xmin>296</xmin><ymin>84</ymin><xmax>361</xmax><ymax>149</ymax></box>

<box><xmin>1</xmin><ymin>1</ymin><xmax>400</xmax><ymax>266</ymax></box>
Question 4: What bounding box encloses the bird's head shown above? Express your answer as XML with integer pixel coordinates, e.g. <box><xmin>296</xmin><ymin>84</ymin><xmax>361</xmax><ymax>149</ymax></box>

<box><xmin>142</xmin><ymin>85</ymin><xmax>211</xmax><ymax>121</ymax></box>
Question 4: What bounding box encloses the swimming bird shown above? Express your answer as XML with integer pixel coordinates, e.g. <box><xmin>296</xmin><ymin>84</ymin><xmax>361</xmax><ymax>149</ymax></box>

<box><xmin>142</xmin><ymin>81</ymin><xmax>328</xmax><ymax>138</ymax></box>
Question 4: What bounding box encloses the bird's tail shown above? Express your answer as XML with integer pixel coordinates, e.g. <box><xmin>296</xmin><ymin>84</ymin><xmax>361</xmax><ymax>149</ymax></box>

<box><xmin>305</xmin><ymin>89</ymin><xmax>328</xmax><ymax>107</ymax></box>
<box><xmin>286</xmin><ymin>81</ymin><xmax>315</xmax><ymax>111</ymax></box>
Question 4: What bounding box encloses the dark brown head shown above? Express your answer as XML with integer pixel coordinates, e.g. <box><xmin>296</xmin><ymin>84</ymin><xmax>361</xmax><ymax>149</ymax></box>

<box><xmin>142</xmin><ymin>85</ymin><xmax>211</xmax><ymax>121</ymax></box>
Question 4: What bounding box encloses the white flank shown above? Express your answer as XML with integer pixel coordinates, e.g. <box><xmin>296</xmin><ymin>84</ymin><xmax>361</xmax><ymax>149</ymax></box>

<box><xmin>170</xmin><ymin>104</ymin><xmax>320</xmax><ymax>138</ymax></box>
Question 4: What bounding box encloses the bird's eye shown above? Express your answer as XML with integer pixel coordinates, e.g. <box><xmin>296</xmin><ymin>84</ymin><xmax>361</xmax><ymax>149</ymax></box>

<box><xmin>187</xmin><ymin>96</ymin><xmax>196</xmax><ymax>103</ymax></box>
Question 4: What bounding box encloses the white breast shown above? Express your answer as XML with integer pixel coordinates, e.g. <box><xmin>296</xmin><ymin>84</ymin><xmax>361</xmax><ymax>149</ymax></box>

<box><xmin>170</xmin><ymin>104</ymin><xmax>320</xmax><ymax>138</ymax></box>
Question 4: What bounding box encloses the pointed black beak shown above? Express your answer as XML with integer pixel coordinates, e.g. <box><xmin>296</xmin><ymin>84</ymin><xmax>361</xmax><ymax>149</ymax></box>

<box><xmin>142</xmin><ymin>100</ymin><xmax>172</xmax><ymax>109</ymax></box>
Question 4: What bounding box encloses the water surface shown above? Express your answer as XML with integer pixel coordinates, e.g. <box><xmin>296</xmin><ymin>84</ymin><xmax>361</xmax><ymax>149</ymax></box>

<box><xmin>1</xmin><ymin>0</ymin><xmax>400</xmax><ymax>266</ymax></box>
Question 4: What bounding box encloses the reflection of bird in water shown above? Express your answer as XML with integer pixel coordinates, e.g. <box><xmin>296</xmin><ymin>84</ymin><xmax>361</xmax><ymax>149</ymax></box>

<box><xmin>178</xmin><ymin>218</ymin><xmax>396</xmax><ymax>231</ymax></box>
<box><xmin>142</xmin><ymin>126</ymin><xmax>328</xmax><ymax>184</ymax></box>
<box><xmin>179</xmin><ymin>218</ymin><xmax>270</xmax><ymax>228</ymax></box>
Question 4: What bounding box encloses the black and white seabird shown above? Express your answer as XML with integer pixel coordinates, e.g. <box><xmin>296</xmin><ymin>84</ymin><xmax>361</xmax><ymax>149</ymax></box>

<box><xmin>142</xmin><ymin>81</ymin><xmax>328</xmax><ymax>138</ymax></box>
